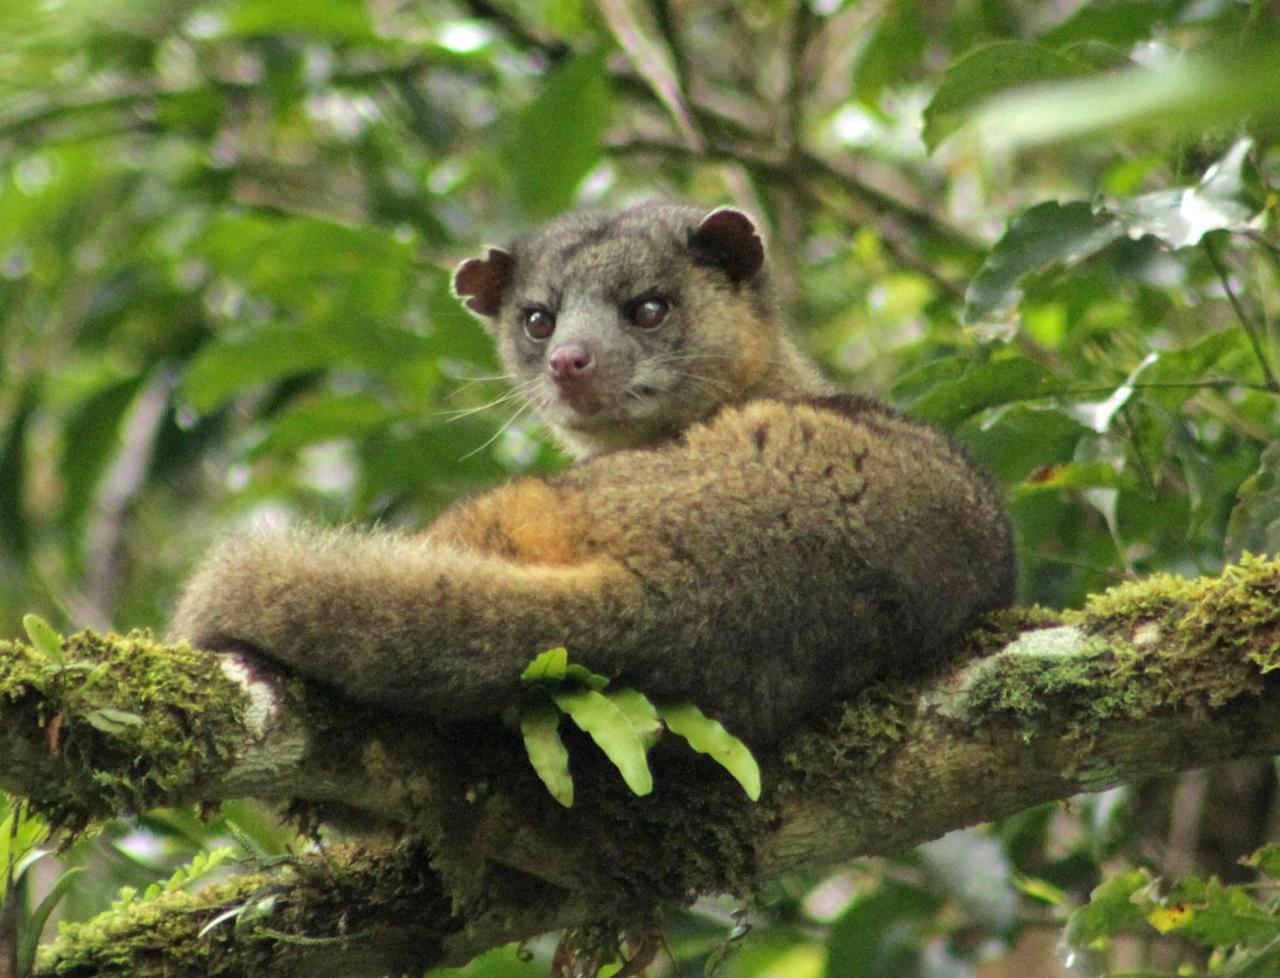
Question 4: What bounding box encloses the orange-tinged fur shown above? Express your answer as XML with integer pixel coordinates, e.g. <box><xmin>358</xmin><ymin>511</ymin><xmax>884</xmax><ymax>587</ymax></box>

<box><xmin>171</xmin><ymin>203</ymin><xmax>1015</xmax><ymax>747</ymax></box>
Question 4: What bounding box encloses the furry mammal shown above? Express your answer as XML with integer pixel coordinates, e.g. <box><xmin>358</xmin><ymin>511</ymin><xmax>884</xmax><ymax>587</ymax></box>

<box><xmin>172</xmin><ymin>202</ymin><xmax>1015</xmax><ymax>746</ymax></box>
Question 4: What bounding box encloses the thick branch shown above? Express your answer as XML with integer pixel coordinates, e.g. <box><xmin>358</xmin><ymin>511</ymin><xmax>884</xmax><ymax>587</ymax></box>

<box><xmin>4</xmin><ymin>556</ymin><xmax>1278</xmax><ymax>977</ymax></box>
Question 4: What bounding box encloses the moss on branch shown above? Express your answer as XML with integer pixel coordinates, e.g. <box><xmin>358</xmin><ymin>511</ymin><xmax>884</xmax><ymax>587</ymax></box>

<box><xmin>6</xmin><ymin>556</ymin><xmax>1280</xmax><ymax>978</ymax></box>
<box><xmin>0</xmin><ymin>629</ymin><xmax>248</xmax><ymax>830</ymax></box>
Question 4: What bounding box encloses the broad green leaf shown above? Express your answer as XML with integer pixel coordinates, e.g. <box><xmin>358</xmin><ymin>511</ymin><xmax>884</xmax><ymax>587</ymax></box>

<box><xmin>1102</xmin><ymin>139</ymin><xmax>1264</xmax><ymax>248</ymax></box>
<box><xmin>1151</xmin><ymin>876</ymin><xmax>1277</xmax><ymax>947</ymax></box>
<box><xmin>520</xmin><ymin>702</ymin><xmax>574</xmax><ymax>807</ymax></box>
<box><xmin>250</xmin><ymin>393</ymin><xmax>397</xmax><ymax>459</ymax></box>
<box><xmin>606</xmin><ymin>688</ymin><xmax>662</xmax><ymax>748</ymax></box>
<box><xmin>1064</xmin><ymin>869</ymin><xmax>1151</xmax><ymax>949</ymax></box>
<box><xmin>181</xmin><ymin>327</ymin><xmax>341</xmax><ymax>414</ymax></box>
<box><xmin>0</xmin><ymin>388</ymin><xmax>34</xmax><ymax>561</ymax></box>
<box><xmin>658</xmin><ymin>702</ymin><xmax>760</xmax><ymax>801</ymax></box>
<box><xmin>907</xmin><ymin>357</ymin><xmax>1067</xmax><ymax>427</ymax></box>
<box><xmin>851</xmin><ymin>0</ymin><xmax>925</xmax><ymax>104</ymax></box>
<box><xmin>17</xmin><ymin>866</ymin><xmax>82</xmax><ymax>977</ymax></box>
<box><xmin>825</xmin><ymin>879</ymin><xmax>942</xmax><ymax>978</ymax></box>
<box><xmin>226</xmin><ymin>0</ymin><xmax>377</xmax><ymax>42</ymax></box>
<box><xmin>1242</xmin><ymin>844</ymin><xmax>1280</xmax><ymax>880</ymax></box>
<box><xmin>553</xmin><ymin>689</ymin><xmax>653</xmax><ymax>796</ymax></box>
<box><xmin>969</xmin><ymin>41</ymin><xmax>1280</xmax><ymax>150</ymax></box>
<box><xmin>58</xmin><ymin>374</ymin><xmax>144</xmax><ymax>531</ymax></box>
<box><xmin>1226</xmin><ymin>443</ymin><xmax>1280</xmax><ymax>561</ymax></box>
<box><xmin>923</xmin><ymin>41</ymin><xmax>1093</xmax><ymax>152</ymax></box>
<box><xmin>22</xmin><ymin>614</ymin><xmax>63</xmax><ymax>662</ymax></box>
<box><xmin>522</xmin><ymin>647</ymin><xmax>568</xmax><ymax>684</ymax></box>
<box><xmin>959</xmin><ymin>405</ymin><xmax>1089</xmax><ymax>485</ymax></box>
<box><xmin>964</xmin><ymin>201</ymin><xmax>1124</xmax><ymax>325</ymax></box>
<box><xmin>506</xmin><ymin>49</ymin><xmax>610</xmax><ymax>219</ymax></box>
<box><xmin>1039</xmin><ymin>0</ymin><xmax>1174</xmax><ymax>48</ymax></box>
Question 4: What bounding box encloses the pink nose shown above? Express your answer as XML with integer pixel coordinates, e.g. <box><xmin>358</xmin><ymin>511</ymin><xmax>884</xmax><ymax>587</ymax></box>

<box><xmin>548</xmin><ymin>343</ymin><xmax>595</xmax><ymax>384</ymax></box>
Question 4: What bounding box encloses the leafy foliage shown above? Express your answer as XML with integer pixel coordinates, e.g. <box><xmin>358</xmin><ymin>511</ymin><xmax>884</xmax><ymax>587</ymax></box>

<box><xmin>516</xmin><ymin>648</ymin><xmax>760</xmax><ymax>807</ymax></box>
<box><xmin>1</xmin><ymin>0</ymin><xmax>1279</xmax><ymax>976</ymax></box>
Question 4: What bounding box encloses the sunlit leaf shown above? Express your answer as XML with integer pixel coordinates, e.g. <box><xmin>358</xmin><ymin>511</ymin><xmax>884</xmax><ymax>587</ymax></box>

<box><xmin>907</xmin><ymin>357</ymin><xmax>1067</xmax><ymax>426</ymax></box>
<box><xmin>520</xmin><ymin>701</ymin><xmax>574</xmax><ymax>807</ymax></box>
<box><xmin>969</xmin><ymin>41</ymin><xmax>1280</xmax><ymax>150</ymax></box>
<box><xmin>553</xmin><ymin>689</ymin><xmax>652</xmax><ymax>796</ymax></box>
<box><xmin>658</xmin><ymin>702</ymin><xmax>760</xmax><ymax>801</ymax></box>
<box><xmin>964</xmin><ymin>201</ymin><xmax>1124</xmax><ymax>326</ymax></box>
<box><xmin>521</xmin><ymin>647</ymin><xmax>568</xmax><ymax>684</ymax></box>
<box><xmin>607</xmin><ymin>688</ymin><xmax>662</xmax><ymax>748</ymax></box>
<box><xmin>1102</xmin><ymin>139</ymin><xmax>1264</xmax><ymax>248</ymax></box>
<box><xmin>22</xmin><ymin>614</ymin><xmax>63</xmax><ymax>662</ymax></box>
<box><xmin>1064</xmin><ymin>869</ymin><xmax>1150</xmax><ymax>949</ymax></box>
<box><xmin>924</xmin><ymin>41</ymin><xmax>1093</xmax><ymax>152</ymax></box>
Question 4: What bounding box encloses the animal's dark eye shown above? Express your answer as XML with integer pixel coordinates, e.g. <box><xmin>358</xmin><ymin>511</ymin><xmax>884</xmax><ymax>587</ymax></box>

<box><xmin>629</xmin><ymin>295</ymin><xmax>669</xmax><ymax>330</ymax></box>
<box><xmin>521</xmin><ymin>306</ymin><xmax>556</xmax><ymax>341</ymax></box>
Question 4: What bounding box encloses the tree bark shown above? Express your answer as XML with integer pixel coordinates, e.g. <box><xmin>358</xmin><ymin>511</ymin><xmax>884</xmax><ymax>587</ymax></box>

<box><xmin>3</xmin><ymin>556</ymin><xmax>1276</xmax><ymax>977</ymax></box>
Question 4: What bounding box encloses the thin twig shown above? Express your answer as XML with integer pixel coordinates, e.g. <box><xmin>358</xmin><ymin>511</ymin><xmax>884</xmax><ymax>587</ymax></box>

<box><xmin>782</xmin><ymin>2</ymin><xmax>817</xmax><ymax>155</ymax></box>
<box><xmin>1203</xmin><ymin>233</ymin><xmax>1280</xmax><ymax>392</ymax></box>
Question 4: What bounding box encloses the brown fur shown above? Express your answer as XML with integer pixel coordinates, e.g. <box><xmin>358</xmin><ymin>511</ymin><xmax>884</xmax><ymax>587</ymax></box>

<box><xmin>171</xmin><ymin>203</ymin><xmax>1015</xmax><ymax>747</ymax></box>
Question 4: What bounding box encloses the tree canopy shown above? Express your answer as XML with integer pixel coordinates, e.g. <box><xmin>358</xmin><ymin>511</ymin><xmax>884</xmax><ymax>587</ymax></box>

<box><xmin>1</xmin><ymin>1</ymin><xmax>1279</xmax><ymax>977</ymax></box>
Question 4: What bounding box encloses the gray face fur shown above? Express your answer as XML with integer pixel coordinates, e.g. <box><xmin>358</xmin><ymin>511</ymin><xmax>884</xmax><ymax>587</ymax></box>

<box><xmin>455</xmin><ymin>202</ymin><xmax>775</xmax><ymax>454</ymax></box>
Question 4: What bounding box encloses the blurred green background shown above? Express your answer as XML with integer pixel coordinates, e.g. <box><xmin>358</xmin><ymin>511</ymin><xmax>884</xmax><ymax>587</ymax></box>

<box><xmin>2</xmin><ymin>0</ymin><xmax>1279</xmax><ymax>976</ymax></box>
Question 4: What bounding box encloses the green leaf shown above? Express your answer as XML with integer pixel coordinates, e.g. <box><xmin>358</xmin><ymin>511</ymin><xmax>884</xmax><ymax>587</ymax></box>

<box><xmin>1242</xmin><ymin>844</ymin><xmax>1280</xmax><ymax>880</ymax></box>
<box><xmin>181</xmin><ymin>327</ymin><xmax>340</xmax><ymax>414</ymax></box>
<box><xmin>907</xmin><ymin>357</ymin><xmax>1067</xmax><ymax>427</ymax></box>
<box><xmin>17</xmin><ymin>866</ymin><xmax>82</xmax><ymax>978</ymax></box>
<box><xmin>1102</xmin><ymin>139</ymin><xmax>1264</xmax><ymax>249</ymax></box>
<box><xmin>58</xmin><ymin>374</ymin><xmax>144</xmax><ymax>532</ymax></box>
<box><xmin>520</xmin><ymin>701</ymin><xmax>574</xmax><ymax>807</ymax></box>
<box><xmin>968</xmin><ymin>41</ymin><xmax>1280</xmax><ymax>150</ymax></box>
<box><xmin>250</xmin><ymin>393</ymin><xmax>397</xmax><ymax>459</ymax></box>
<box><xmin>0</xmin><ymin>388</ymin><xmax>34</xmax><ymax>562</ymax></box>
<box><xmin>1064</xmin><ymin>869</ymin><xmax>1151</xmax><ymax>949</ymax></box>
<box><xmin>1149</xmin><ymin>877</ymin><xmax>1277</xmax><ymax>947</ymax></box>
<box><xmin>521</xmin><ymin>647</ymin><xmax>568</xmax><ymax>685</ymax></box>
<box><xmin>562</xmin><ymin>664</ymin><xmax>610</xmax><ymax>690</ymax></box>
<box><xmin>825</xmin><ymin>880</ymin><xmax>942</xmax><ymax>978</ymax></box>
<box><xmin>22</xmin><ymin>614</ymin><xmax>64</xmax><ymax>663</ymax></box>
<box><xmin>553</xmin><ymin>690</ymin><xmax>653</xmax><ymax>796</ymax></box>
<box><xmin>84</xmin><ymin>708</ymin><xmax>146</xmax><ymax>734</ymax></box>
<box><xmin>226</xmin><ymin>0</ymin><xmax>377</xmax><ymax>42</ymax></box>
<box><xmin>606</xmin><ymin>688</ymin><xmax>662</xmax><ymax>748</ymax></box>
<box><xmin>1226</xmin><ymin>443</ymin><xmax>1280</xmax><ymax>562</ymax></box>
<box><xmin>658</xmin><ymin>702</ymin><xmax>760</xmax><ymax>801</ymax></box>
<box><xmin>964</xmin><ymin>201</ymin><xmax>1124</xmax><ymax>326</ymax></box>
<box><xmin>506</xmin><ymin>49</ymin><xmax>610</xmax><ymax>219</ymax></box>
<box><xmin>923</xmin><ymin>41</ymin><xmax>1093</xmax><ymax>152</ymax></box>
<box><xmin>1012</xmin><ymin>461</ymin><xmax>1130</xmax><ymax>497</ymax></box>
<box><xmin>1038</xmin><ymin>0</ymin><xmax>1174</xmax><ymax>49</ymax></box>
<box><xmin>959</xmin><ymin>405</ymin><xmax>1089</xmax><ymax>485</ymax></box>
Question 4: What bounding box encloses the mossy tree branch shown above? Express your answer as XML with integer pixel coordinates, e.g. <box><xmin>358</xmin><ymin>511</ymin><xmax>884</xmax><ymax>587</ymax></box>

<box><xmin>5</xmin><ymin>557</ymin><xmax>1280</xmax><ymax>977</ymax></box>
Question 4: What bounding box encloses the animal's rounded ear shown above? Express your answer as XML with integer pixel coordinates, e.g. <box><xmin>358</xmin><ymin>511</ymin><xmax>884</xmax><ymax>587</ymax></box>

<box><xmin>688</xmin><ymin>208</ymin><xmax>765</xmax><ymax>283</ymax></box>
<box><xmin>453</xmin><ymin>248</ymin><xmax>515</xmax><ymax>318</ymax></box>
